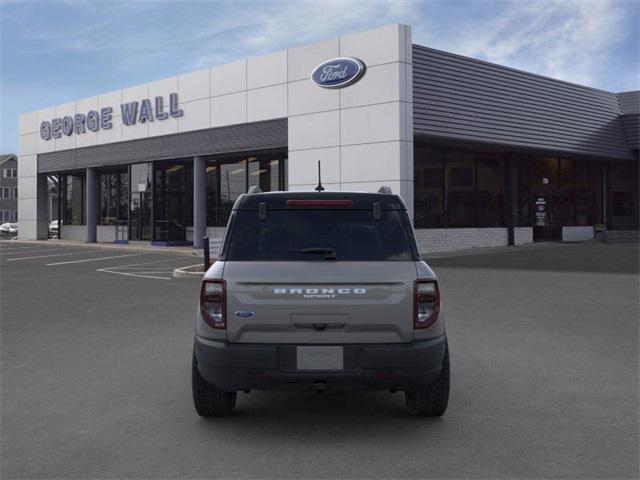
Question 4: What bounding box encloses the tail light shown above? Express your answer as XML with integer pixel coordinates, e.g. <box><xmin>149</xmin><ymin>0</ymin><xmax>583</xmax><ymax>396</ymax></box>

<box><xmin>414</xmin><ymin>280</ymin><xmax>440</xmax><ymax>329</ymax></box>
<box><xmin>200</xmin><ymin>279</ymin><xmax>226</xmax><ymax>329</ymax></box>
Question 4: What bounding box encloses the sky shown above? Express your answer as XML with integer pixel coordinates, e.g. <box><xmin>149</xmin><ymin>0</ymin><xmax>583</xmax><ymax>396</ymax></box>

<box><xmin>1</xmin><ymin>0</ymin><xmax>638</xmax><ymax>153</ymax></box>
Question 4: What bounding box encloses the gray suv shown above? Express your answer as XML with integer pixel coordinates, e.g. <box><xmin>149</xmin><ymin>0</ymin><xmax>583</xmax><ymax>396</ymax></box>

<box><xmin>192</xmin><ymin>189</ymin><xmax>450</xmax><ymax>417</ymax></box>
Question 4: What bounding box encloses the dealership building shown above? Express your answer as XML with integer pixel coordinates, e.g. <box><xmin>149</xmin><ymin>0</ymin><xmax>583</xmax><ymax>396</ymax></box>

<box><xmin>17</xmin><ymin>24</ymin><xmax>639</xmax><ymax>252</ymax></box>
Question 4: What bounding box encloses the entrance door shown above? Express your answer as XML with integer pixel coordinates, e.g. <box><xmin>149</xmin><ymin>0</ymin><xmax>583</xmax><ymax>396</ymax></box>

<box><xmin>130</xmin><ymin>192</ymin><xmax>152</xmax><ymax>241</ymax></box>
<box><xmin>532</xmin><ymin>157</ymin><xmax>561</xmax><ymax>241</ymax></box>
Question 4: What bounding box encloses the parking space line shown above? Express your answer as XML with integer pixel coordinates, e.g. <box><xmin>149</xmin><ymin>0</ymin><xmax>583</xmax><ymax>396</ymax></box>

<box><xmin>46</xmin><ymin>253</ymin><xmax>142</xmax><ymax>266</ymax></box>
<box><xmin>96</xmin><ymin>269</ymin><xmax>172</xmax><ymax>280</ymax></box>
<box><xmin>7</xmin><ymin>250</ymin><xmax>98</xmax><ymax>262</ymax></box>
<box><xmin>96</xmin><ymin>256</ymin><xmax>193</xmax><ymax>280</ymax></box>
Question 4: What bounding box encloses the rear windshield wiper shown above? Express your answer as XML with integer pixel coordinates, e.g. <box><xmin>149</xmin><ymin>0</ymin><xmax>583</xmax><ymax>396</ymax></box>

<box><xmin>288</xmin><ymin>247</ymin><xmax>337</xmax><ymax>260</ymax></box>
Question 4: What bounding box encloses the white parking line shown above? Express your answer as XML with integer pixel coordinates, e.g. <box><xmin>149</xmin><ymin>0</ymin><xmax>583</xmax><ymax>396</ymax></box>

<box><xmin>96</xmin><ymin>269</ymin><xmax>172</xmax><ymax>280</ymax></box>
<box><xmin>46</xmin><ymin>253</ymin><xmax>142</xmax><ymax>266</ymax></box>
<box><xmin>7</xmin><ymin>250</ymin><xmax>98</xmax><ymax>262</ymax></box>
<box><xmin>97</xmin><ymin>256</ymin><xmax>190</xmax><ymax>280</ymax></box>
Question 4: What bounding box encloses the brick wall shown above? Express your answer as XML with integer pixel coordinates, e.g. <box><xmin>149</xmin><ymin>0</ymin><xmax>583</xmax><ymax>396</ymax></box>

<box><xmin>605</xmin><ymin>230</ymin><xmax>640</xmax><ymax>242</ymax></box>
<box><xmin>562</xmin><ymin>226</ymin><xmax>594</xmax><ymax>242</ymax></box>
<box><xmin>415</xmin><ymin>228</ymin><xmax>510</xmax><ymax>253</ymax></box>
<box><xmin>60</xmin><ymin>225</ymin><xmax>86</xmax><ymax>241</ymax></box>
<box><xmin>514</xmin><ymin>227</ymin><xmax>533</xmax><ymax>245</ymax></box>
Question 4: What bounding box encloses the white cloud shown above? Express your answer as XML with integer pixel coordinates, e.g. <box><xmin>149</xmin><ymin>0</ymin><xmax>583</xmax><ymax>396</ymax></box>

<box><xmin>414</xmin><ymin>0</ymin><xmax>636</xmax><ymax>89</ymax></box>
<box><xmin>188</xmin><ymin>0</ymin><xmax>418</xmax><ymax>69</ymax></box>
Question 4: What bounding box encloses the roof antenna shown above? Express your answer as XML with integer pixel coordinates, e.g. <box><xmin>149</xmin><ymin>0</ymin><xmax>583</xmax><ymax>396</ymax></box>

<box><xmin>315</xmin><ymin>161</ymin><xmax>325</xmax><ymax>192</ymax></box>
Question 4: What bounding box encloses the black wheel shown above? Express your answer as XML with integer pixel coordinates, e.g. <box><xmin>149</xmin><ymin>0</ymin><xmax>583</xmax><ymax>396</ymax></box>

<box><xmin>192</xmin><ymin>352</ymin><xmax>237</xmax><ymax>417</ymax></box>
<box><xmin>405</xmin><ymin>342</ymin><xmax>450</xmax><ymax>417</ymax></box>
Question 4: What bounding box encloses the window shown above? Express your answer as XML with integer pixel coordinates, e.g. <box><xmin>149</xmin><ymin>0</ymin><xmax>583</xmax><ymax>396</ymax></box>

<box><xmin>414</xmin><ymin>145</ymin><xmax>444</xmax><ymax>228</ymax></box>
<box><xmin>1</xmin><ymin>210</ymin><xmax>9</xmax><ymax>222</ymax></box>
<box><xmin>477</xmin><ymin>154</ymin><xmax>505</xmax><ymax>227</ymax></box>
<box><xmin>207</xmin><ymin>152</ymin><xmax>287</xmax><ymax>227</ymax></box>
<box><xmin>62</xmin><ymin>173</ymin><xmax>85</xmax><ymax>225</ymax></box>
<box><xmin>612</xmin><ymin>192</ymin><xmax>633</xmax><ymax>217</ymax></box>
<box><xmin>154</xmin><ymin>162</ymin><xmax>192</xmax><ymax>241</ymax></box>
<box><xmin>226</xmin><ymin>209</ymin><xmax>415</xmax><ymax>261</ymax></box>
<box><xmin>0</xmin><ymin>187</ymin><xmax>9</xmax><ymax>199</ymax></box>
<box><xmin>574</xmin><ymin>161</ymin><xmax>589</xmax><ymax>226</ymax></box>
<box><xmin>3</xmin><ymin>168</ymin><xmax>16</xmax><ymax>178</ymax></box>
<box><xmin>98</xmin><ymin>170</ymin><xmax>128</xmax><ymax>225</ymax></box>
<box><xmin>12</xmin><ymin>211</ymin><xmax>17</xmax><ymax>222</ymax></box>
<box><xmin>589</xmin><ymin>162</ymin><xmax>603</xmax><ymax>224</ymax></box>
<box><xmin>559</xmin><ymin>159</ymin><xmax>578</xmax><ymax>225</ymax></box>
<box><xmin>446</xmin><ymin>151</ymin><xmax>476</xmax><ymax>227</ymax></box>
<box><xmin>414</xmin><ymin>144</ymin><xmax>506</xmax><ymax>228</ymax></box>
<box><xmin>516</xmin><ymin>156</ymin><xmax>532</xmax><ymax>227</ymax></box>
<box><xmin>13</xmin><ymin>187</ymin><xmax>18</xmax><ymax>199</ymax></box>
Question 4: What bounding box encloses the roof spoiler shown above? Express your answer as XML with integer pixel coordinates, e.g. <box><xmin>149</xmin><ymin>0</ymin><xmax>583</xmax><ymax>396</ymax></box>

<box><xmin>377</xmin><ymin>186</ymin><xmax>392</xmax><ymax>194</ymax></box>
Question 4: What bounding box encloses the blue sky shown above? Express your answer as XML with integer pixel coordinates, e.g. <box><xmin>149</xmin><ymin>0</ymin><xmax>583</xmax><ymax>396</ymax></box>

<box><xmin>1</xmin><ymin>0</ymin><xmax>638</xmax><ymax>153</ymax></box>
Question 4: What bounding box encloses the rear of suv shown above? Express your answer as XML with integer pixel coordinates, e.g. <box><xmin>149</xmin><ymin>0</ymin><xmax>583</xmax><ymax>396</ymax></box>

<box><xmin>192</xmin><ymin>188</ymin><xmax>450</xmax><ymax>417</ymax></box>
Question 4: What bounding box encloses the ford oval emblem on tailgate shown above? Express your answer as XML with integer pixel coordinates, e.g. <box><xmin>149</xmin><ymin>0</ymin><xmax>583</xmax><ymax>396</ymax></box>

<box><xmin>235</xmin><ymin>311</ymin><xmax>254</xmax><ymax>318</ymax></box>
<box><xmin>311</xmin><ymin>57</ymin><xmax>366</xmax><ymax>89</ymax></box>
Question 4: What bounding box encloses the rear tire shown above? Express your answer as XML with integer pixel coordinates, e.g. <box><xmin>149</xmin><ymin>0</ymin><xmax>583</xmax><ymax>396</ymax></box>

<box><xmin>405</xmin><ymin>342</ymin><xmax>450</xmax><ymax>417</ymax></box>
<box><xmin>192</xmin><ymin>353</ymin><xmax>237</xmax><ymax>417</ymax></box>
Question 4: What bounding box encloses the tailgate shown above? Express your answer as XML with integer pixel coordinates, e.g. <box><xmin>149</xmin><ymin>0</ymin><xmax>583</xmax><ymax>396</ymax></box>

<box><xmin>223</xmin><ymin>261</ymin><xmax>417</xmax><ymax>344</ymax></box>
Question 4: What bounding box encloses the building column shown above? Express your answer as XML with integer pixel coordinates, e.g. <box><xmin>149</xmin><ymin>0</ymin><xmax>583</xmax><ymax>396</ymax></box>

<box><xmin>36</xmin><ymin>173</ymin><xmax>49</xmax><ymax>239</ymax></box>
<box><xmin>193</xmin><ymin>156</ymin><xmax>207</xmax><ymax>248</ymax></box>
<box><xmin>506</xmin><ymin>157</ymin><xmax>517</xmax><ymax>245</ymax></box>
<box><xmin>85</xmin><ymin>167</ymin><xmax>97</xmax><ymax>243</ymax></box>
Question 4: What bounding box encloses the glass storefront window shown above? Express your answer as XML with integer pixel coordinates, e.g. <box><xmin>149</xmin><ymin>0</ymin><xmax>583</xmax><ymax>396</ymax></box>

<box><xmin>220</xmin><ymin>160</ymin><xmax>247</xmax><ymax>223</ymax></box>
<box><xmin>517</xmin><ymin>157</ymin><xmax>532</xmax><ymax>227</ymax></box>
<box><xmin>207</xmin><ymin>151</ymin><xmax>287</xmax><ymax>227</ymax></box>
<box><xmin>129</xmin><ymin>163</ymin><xmax>152</xmax><ymax>241</ymax></box>
<box><xmin>98</xmin><ymin>169</ymin><xmax>128</xmax><ymax>225</ymax></box>
<box><xmin>414</xmin><ymin>144</ymin><xmax>506</xmax><ymax>228</ymax></box>
<box><xmin>477</xmin><ymin>154</ymin><xmax>505</xmax><ymax>227</ymax></box>
<box><xmin>446</xmin><ymin>151</ymin><xmax>476</xmax><ymax>227</ymax></box>
<box><xmin>574</xmin><ymin>161</ymin><xmax>589</xmax><ymax>226</ymax></box>
<box><xmin>589</xmin><ymin>162</ymin><xmax>603</xmax><ymax>224</ymax></box>
<box><xmin>414</xmin><ymin>142</ymin><xmax>610</xmax><ymax>234</ymax></box>
<box><xmin>119</xmin><ymin>171</ymin><xmax>129</xmax><ymax>221</ymax></box>
<box><xmin>414</xmin><ymin>145</ymin><xmax>444</xmax><ymax>228</ymax></box>
<box><xmin>154</xmin><ymin>162</ymin><xmax>192</xmax><ymax>241</ymax></box>
<box><xmin>560</xmin><ymin>159</ymin><xmax>576</xmax><ymax>225</ymax></box>
<box><xmin>62</xmin><ymin>173</ymin><xmax>85</xmax><ymax>225</ymax></box>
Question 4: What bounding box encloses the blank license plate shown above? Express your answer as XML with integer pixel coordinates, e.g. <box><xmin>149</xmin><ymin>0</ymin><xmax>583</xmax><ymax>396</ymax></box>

<box><xmin>296</xmin><ymin>346</ymin><xmax>343</xmax><ymax>370</ymax></box>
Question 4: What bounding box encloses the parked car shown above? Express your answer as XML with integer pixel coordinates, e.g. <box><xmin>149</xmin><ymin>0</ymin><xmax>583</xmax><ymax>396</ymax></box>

<box><xmin>192</xmin><ymin>188</ymin><xmax>450</xmax><ymax>417</ymax></box>
<box><xmin>0</xmin><ymin>223</ymin><xmax>18</xmax><ymax>236</ymax></box>
<box><xmin>49</xmin><ymin>220</ymin><xmax>60</xmax><ymax>238</ymax></box>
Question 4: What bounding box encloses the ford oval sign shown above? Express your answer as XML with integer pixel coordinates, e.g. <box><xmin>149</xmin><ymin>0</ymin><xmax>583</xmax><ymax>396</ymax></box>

<box><xmin>311</xmin><ymin>57</ymin><xmax>366</xmax><ymax>89</ymax></box>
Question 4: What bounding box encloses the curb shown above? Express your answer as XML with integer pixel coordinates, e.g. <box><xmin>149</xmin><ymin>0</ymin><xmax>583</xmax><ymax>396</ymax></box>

<box><xmin>5</xmin><ymin>239</ymin><xmax>204</xmax><ymax>257</ymax></box>
<box><xmin>173</xmin><ymin>264</ymin><xmax>206</xmax><ymax>279</ymax></box>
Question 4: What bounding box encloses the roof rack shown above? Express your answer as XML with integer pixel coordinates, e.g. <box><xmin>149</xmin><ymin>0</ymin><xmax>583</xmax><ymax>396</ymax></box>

<box><xmin>247</xmin><ymin>185</ymin><xmax>262</xmax><ymax>194</ymax></box>
<box><xmin>377</xmin><ymin>186</ymin><xmax>392</xmax><ymax>194</ymax></box>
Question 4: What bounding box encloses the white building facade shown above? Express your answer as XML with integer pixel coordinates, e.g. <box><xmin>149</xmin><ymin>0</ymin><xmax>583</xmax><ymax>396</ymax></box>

<box><xmin>17</xmin><ymin>24</ymin><xmax>639</xmax><ymax>251</ymax></box>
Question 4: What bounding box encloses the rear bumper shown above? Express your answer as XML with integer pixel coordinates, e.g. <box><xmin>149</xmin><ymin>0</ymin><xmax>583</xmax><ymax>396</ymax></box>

<box><xmin>194</xmin><ymin>335</ymin><xmax>447</xmax><ymax>392</ymax></box>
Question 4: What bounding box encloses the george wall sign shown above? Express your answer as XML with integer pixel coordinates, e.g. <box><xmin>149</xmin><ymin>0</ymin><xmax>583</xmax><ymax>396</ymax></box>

<box><xmin>311</xmin><ymin>57</ymin><xmax>366</xmax><ymax>89</ymax></box>
<box><xmin>40</xmin><ymin>93</ymin><xmax>184</xmax><ymax>141</ymax></box>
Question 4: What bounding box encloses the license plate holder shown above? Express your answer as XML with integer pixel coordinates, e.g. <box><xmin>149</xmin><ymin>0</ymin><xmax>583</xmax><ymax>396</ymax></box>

<box><xmin>296</xmin><ymin>346</ymin><xmax>343</xmax><ymax>371</ymax></box>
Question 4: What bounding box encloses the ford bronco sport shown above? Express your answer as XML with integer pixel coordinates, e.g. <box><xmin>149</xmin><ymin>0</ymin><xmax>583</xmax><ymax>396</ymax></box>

<box><xmin>192</xmin><ymin>188</ymin><xmax>450</xmax><ymax>417</ymax></box>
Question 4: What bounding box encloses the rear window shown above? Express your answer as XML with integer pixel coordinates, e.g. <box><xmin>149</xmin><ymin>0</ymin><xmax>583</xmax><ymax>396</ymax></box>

<box><xmin>225</xmin><ymin>209</ymin><xmax>416</xmax><ymax>261</ymax></box>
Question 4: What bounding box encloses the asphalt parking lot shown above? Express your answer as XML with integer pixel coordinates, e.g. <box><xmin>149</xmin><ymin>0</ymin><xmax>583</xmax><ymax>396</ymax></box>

<box><xmin>1</xmin><ymin>240</ymin><xmax>638</xmax><ymax>479</ymax></box>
